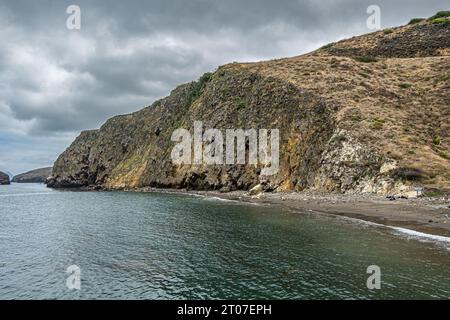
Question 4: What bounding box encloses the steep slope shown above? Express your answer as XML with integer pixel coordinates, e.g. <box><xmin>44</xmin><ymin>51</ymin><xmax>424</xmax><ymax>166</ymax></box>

<box><xmin>48</xmin><ymin>15</ymin><xmax>450</xmax><ymax>195</ymax></box>
<box><xmin>0</xmin><ymin>171</ymin><xmax>10</xmax><ymax>185</ymax></box>
<box><xmin>12</xmin><ymin>167</ymin><xmax>53</xmax><ymax>183</ymax></box>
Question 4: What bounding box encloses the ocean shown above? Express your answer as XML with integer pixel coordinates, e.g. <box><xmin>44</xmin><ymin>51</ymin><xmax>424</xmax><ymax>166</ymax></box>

<box><xmin>0</xmin><ymin>183</ymin><xmax>449</xmax><ymax>299</ymax></box>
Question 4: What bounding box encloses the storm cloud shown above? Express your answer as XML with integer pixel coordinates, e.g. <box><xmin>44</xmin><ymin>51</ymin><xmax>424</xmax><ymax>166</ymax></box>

<box><xmin>0</xmin><ymin>0</ymin><xmax>447</xmax><ymax>173</ymax></box>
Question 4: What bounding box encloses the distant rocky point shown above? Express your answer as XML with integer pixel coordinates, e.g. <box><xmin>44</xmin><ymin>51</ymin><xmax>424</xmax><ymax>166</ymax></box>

<box><xmin>12</xmin><ymin>167</ymin><xmax>53</xmax><ymax>183</ymax></box>
<box><xmin>0</xmin><ymin>171</ymin><xmax>10</xmax><ymax>185</ymax></box>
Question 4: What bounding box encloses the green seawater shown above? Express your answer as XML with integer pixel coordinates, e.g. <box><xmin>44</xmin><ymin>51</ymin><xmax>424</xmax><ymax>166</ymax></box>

<box><xmin>0</xmin><ymin>183</ymin><xmax>449</xmax><ymax>299</ymax></box>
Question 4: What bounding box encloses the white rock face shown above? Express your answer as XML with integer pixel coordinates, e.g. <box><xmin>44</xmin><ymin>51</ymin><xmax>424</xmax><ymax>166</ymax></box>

<box><xmin>310</xmin><ymin>129</ymin><xmax>410</xmax><ymax>195</ymax></box>
<box><xmin>248</xmin><ymin>184</ymin><xmax>264</xmax><ymax>196</ymax></box>
<box><xmin>312</xmin><ymin>130</ymin><xmax>379</xmax><ymax>191</ymax></box>
<box><xmin>379</xmin><ymin>160</ymin><xmax>397</xmax><ymax>174</ymax></box>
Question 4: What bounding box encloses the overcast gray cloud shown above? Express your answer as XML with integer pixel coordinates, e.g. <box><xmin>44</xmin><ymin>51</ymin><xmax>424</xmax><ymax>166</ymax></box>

<box><xmin>0</xmin><ymin>0</ymin><xmax>447</xmax><ymax>174</ymax></box>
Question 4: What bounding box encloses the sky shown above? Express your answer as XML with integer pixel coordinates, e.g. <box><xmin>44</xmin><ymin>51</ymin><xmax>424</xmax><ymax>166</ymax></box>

<box><xmin>0</xmin><ymin>0</ymin><xmax>447</xmax><ymax>175</ymax></box>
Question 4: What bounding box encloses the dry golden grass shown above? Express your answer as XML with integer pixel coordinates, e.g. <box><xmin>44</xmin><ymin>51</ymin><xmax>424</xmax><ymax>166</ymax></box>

<box><xmin>221</xmin><ymin>21</ymin><xmax>450</xmax><ymax>189</ymax></box>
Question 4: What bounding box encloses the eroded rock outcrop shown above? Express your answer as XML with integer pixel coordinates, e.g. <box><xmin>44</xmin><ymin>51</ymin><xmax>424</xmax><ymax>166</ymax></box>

<box><xmin>48</xmin><ymin>15</ymin><xmax>450</xmax><ymax>195</ymax></box>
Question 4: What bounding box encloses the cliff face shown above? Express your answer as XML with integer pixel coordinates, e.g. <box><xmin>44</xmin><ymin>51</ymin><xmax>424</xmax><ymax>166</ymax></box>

<box><xmin>0</xmin><ymin>171</ymin><xmax>10</xmax><ymax>185</ymax></box>
<box><xmin>48</xmin><ymin>16</ymin><xmax>450</xmax><ymax>195</ymax></box>
<box><xmin>12</xmin><ymin>167</ymin><xmax>53</xmax><ymax>183</ymax></box>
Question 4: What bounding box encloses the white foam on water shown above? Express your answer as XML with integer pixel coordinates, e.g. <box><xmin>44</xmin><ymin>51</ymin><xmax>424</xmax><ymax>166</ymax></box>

<box><xmin>388</xmin><ymin>226</ymin><xmax>450</xmax><ymax>244</ymax></box>
<box><xmin>192</xmin><ymin>194</ymin><xmax>263</xmax><ymax>206</ymax></box>
<box><xmin>338</xmin><ymin>215</ymin><xmax>385</xmax><ymax>228</ymax></box>
<box><xmin>203</xmin><ymin>196</ymin><xmax>239</xmax><ymax>203</ymax></box>
<box><xmin>330</xmin><ymin>212</ymin><xmax>450</xmax><ymax>249</ymax></box>
<box><xmin>183</xmin><ymin>193</ymin><xmax>204</xmax><ymax>198</ymax></box>
<box><xmin>202</xmin><ymin>195</ymin><xmax>263</xmax><ymax>206</ymax></box>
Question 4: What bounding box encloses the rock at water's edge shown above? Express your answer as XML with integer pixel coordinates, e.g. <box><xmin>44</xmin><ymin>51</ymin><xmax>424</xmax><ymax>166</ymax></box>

<box><xmin>0</xmin><ymin>171</ymin><xmax>10</xmax><ymax>185</ymax></box>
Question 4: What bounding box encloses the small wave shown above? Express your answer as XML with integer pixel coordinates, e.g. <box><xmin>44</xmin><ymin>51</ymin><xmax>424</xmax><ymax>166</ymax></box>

<box><xmin>388</xmin><ymin>226</ymin><xmax>450</xmax><ymax>244</ymax></box>
<box><xmin>201</xmin><ymin>195</ymin><xmax>264</xmax><ymax>206</ymax></box>
<box><xmin>337</xmin><ymin>215</ymin><xmax>385</xmax><ymax>228</ymax></box>
<box><xmin>332</xmin><ymin>214</ymin><xmax>450</xmax><ymax>247</ymax></box>
<box><xmin>203</xmin><ymin>196</ymin><xmax>239</xmax><ymax>203</ymax></box>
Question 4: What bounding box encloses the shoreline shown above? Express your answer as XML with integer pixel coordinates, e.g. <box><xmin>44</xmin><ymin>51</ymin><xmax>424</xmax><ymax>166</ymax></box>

<box><xmin>122</xmin><ymin>187</ymin><xmax>450</xmax><ymax>238</ymax></box>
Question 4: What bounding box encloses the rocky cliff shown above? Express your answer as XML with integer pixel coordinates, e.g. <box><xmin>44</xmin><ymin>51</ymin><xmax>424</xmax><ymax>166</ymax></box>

<box><xmin>0</xmin><ymin>171</ymin><xmax>10</xmax><ymax>185</ymax></box>
<box><xmin>12</xmin><ymin>167</ymin><xmax>53</xmax><ymax>183</ymax></box>
<box><xmin>48</xmin><ymin>14</ymin><xmax>450</xmax><ymax>195</ymax></box>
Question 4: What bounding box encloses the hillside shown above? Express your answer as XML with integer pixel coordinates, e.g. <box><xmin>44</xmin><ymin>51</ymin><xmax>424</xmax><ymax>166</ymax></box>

<box><xmin>0</xmin><ymin>171</ymin><xmax>10</xmax><ymax>185</ymax></box>
<box><xmin>12</xmin><ymin>167</ymin><xmax>53</xmax><ymax>183</ymax></box>
<box><xmin>47</xmin><ymin>14</ymin><xmax>450</xmax><ymax>195</ymax></box>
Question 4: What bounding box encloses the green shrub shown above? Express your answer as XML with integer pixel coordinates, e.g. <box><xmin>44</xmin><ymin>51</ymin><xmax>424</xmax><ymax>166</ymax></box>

<box><xmin>398</xmin><ymin>83</ymin><xmax>412</xmax><ymax>89</ymax></box>
<box><xmin>408</xmin><ymin>18</ymin><xmax>425</xmax><ymax>25</ymax></box>
<box><xmin>236</xmin><ymin>99</ymin><xmax>247</xmax><ymax>110</ymax></box>
<box><xmin>429</xmin><ymin>11</ymin><xmax>450</xmax><ymax>20</ymax></box>
<box><xmin>371</xmin><ymin>122</ymin><xmax>383</xmax><ymax>130</ymax></box>
<box><xmin>438</xmin><ymin>151</ymin><xmax>449</xmax><ymax>159</ymax></box>
<box><xmin>186</xmin><ymin>72</ymin><xmax>213</xmax><ymax>107</ymax></box>
<box><xmin>425</xmin><ymin>189</ymin><xmax>445</xmax><ymax>197</ymax></box>
<box><xmin>199</xmin><ymin>72</ymin><xmax>213</xmax><ymax>84</ymax></box>
<box><xmin>353</xmin><ymin>56</ymin><xmax>378</xmax><ymax>63</ymax></box>
<box><xmin>371</xmin><ymin>117</ymin><xmax>385</xmax><ymax>130</ymax></box>
<box><xmin>320</xmin><ymin>43</ymin><xmax>334</xmax><ymax>50</ymax></box>
<box><xmin>383</xmin><ymin>28</ymin><xmax>394</xmax><ymax>34</ymax></box>
<box><xmin>433</xmin><ymin>136</ymin><xmax>441</xmax><ymax>145</ymax></box>
<box><xmin>217</xmin><ymin>68</ymin><xmax>226</xmax><ymax>77</ymax></box>
<box><xmin>431</xmin><ymin>18</ymin><xmax>450</xmax><ymax>25</ymax></box>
